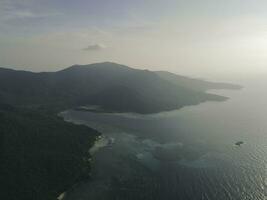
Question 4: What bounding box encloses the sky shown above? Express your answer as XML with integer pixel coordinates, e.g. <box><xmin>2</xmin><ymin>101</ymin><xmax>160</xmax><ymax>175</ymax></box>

<box><xmin>1</xmin><ymin>0</ymin><xmax>267</xmax><ymax>79</ymax></box>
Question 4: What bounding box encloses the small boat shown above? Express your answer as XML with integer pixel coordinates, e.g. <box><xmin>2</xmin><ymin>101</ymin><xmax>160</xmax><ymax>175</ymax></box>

<box><xmin>235</xmin><ymin>141</ymin><xmax>244</xmax><ymax>146</ymax></box>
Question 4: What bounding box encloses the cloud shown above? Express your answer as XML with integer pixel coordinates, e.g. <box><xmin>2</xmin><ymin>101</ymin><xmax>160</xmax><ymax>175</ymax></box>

<box><xmin>83</xmin><ymin>44</ymin><xmax>106</xmax><ymax>51</ymax></box>
<box><xmin>0</xmin><ymin>0</ymin><xmax>61</xmax><ymax>23</ymax></box>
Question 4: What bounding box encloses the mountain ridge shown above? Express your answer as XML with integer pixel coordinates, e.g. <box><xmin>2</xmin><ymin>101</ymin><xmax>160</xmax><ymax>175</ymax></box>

<box><xmin>0</xmin><ymin>62</ymin><xmax>241</xmax><ymax>114</ymax></box>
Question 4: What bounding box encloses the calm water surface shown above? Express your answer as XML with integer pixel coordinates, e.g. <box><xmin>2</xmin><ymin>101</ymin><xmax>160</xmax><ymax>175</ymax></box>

<box><xmin>61</xmin><ymin>77</ymin><xmax>267</xmax><ymax>200</ymax></box>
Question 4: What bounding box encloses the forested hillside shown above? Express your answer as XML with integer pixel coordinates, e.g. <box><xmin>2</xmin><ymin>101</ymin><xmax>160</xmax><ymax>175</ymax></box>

<box><xmin>0</xmin><ymin>62</ymin><xmax>238</xmax><ymax>113</ymax></box>
<box><xmin>0</xmin><ymin>104</ymin><xmax>99</xmax><ymax>200</ymax></box>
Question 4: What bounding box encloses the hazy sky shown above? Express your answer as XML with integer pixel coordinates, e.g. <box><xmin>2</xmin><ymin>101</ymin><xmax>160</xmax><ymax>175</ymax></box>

<box><xmin>1</xmin><ymin>0</ymin><xmax>267</xmax><ymax>78</ymax></box>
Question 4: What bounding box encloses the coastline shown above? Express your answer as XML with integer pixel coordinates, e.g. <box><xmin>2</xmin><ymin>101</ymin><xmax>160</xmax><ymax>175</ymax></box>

<box><xmin>57</xmin><ymin>112</ymin><xmax>106</xmax><ymax>200</ymax></box>
<box><xmin>57</xmin><ymin>86</ymin><xmax>243</xmax><ymax>199</ymax></box>
<box><xmin>56</xmin><ymin>133</ymin><xmax>103</xmax><ymax>200</ymax></box>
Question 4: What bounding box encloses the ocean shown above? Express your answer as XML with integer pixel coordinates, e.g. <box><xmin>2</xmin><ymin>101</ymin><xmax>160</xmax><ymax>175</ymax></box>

<box><xmin>61</xmin><ymin>76</ymin><xmax>267</xmax><ymax>200</ymax></box>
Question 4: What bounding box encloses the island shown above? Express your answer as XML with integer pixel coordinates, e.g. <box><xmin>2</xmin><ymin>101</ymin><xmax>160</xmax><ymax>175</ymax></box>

<box><xmin>0</xmin><ymin>62</ymin><xmax>241</xmax><ymax>200</ymax></box>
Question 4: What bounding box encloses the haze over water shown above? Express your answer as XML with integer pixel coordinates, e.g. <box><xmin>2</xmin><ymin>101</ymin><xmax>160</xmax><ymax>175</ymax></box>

<box><xmin>61</xmin><ymin>76</ymin><xmax>267</xmax><ymax>200</ymax></box>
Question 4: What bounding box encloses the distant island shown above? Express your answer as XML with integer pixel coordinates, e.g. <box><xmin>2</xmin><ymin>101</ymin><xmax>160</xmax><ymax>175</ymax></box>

<box><xmin>0</xmin><ymin>62</ymin><xmax>241</xmax><ymax>114</ymax></box>
<box><xmin>0</xmin><ymin>62</ymin><xmax>241</xmax><ymax>200</ymax></box>
<box><xmin>235</xmin><ymin>141</ymin><xmax>244</xmax><ymax>146</ymax></box>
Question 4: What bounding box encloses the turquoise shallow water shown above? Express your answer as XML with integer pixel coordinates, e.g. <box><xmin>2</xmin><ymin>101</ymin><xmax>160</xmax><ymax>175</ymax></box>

<box><xmin>61</xmin><ymin>77</ymin><xmax>267</xmax><ymax>200</ymax></box>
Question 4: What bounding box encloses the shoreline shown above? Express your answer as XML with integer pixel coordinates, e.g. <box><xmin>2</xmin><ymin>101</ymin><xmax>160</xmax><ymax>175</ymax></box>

<box><xmin>58</xmin><ymin>85</ymin><xmax>243</xmax><ymax>199</ymax></box>
<box><xmin>58</xmin><ymin>114</ymin><xmax>105</xmax><ymax>200</ymax></box>
<box><xmin>72</xmin><ymin>85</ymin><xmax>244</xmax><ymax>115</ymax></box>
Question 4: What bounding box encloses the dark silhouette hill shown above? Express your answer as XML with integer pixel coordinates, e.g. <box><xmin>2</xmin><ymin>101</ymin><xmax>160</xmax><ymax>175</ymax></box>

<box><xmin>0</xmin><ymin>62</ymin><xmax>239</xmax><ymax>113</ymax></box>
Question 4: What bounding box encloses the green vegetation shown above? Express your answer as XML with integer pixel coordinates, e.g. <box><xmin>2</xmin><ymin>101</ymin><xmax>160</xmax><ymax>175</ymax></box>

<box><xmin>0</xmin><ymin>62</ymin><xmax>239</xmax><ymax>114</ymax></box>
<box><xmin>0</xmin><ymin>62</ymin><xmax>241</xmax><ymax>199</ymax></box>
<box><xmin>0</xmin><ymin>104</ymin><xmax>99</xmax><ymax>200</ymax></box>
